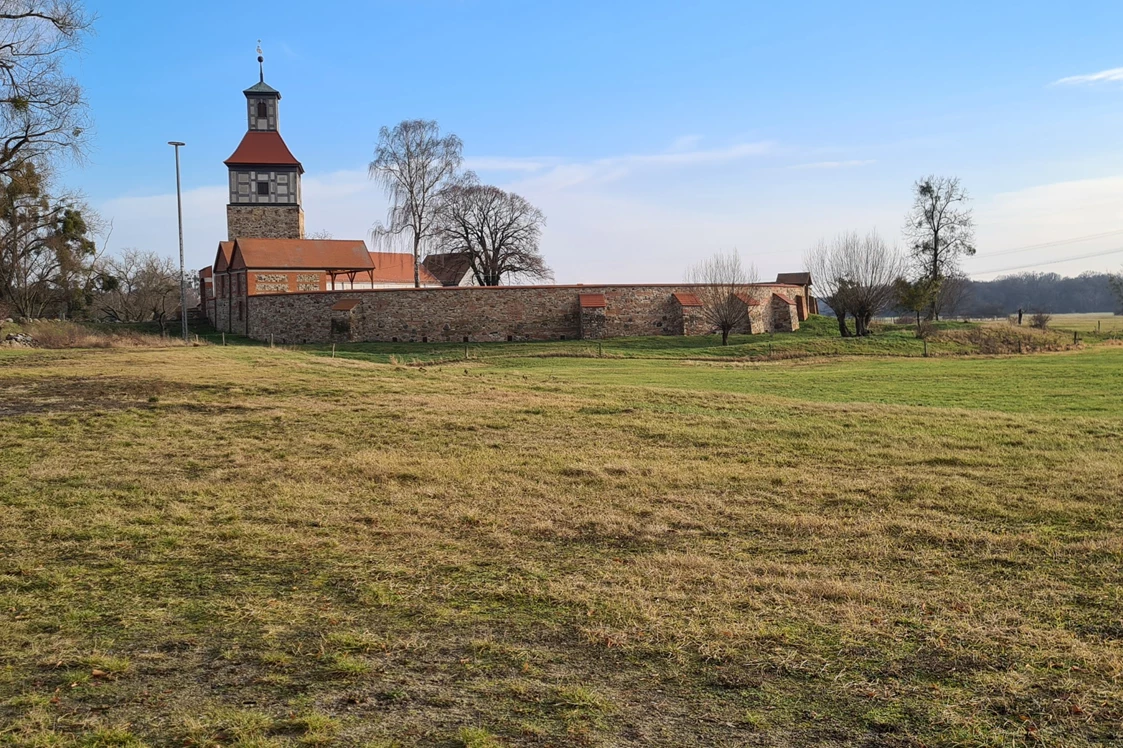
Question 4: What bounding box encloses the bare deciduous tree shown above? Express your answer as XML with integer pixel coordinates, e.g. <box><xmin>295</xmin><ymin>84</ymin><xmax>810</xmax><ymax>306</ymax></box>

<box><xmin>686</xmin><ymin>250</ymin><xmax>758</xmax><ymax>345</ymax></box>
<box><xmin>933</xmin><ymin>272</ymin><xmax>972</xmax><ymax>320</ymax></box>
<box><xmin>904</xmin><ymin>176</ymin><xmax>975</xmax><ymax>319</ymax></box>
<box><xmin>433</xmin><ymin>178</ymin><xmax>551</xmax><ymax>286</ymax></box>
<box><xmin>0</xmin><ymin>1</ymin><xmax>93</xmax><ymax>176</ymax></box>
<box><xmin>369</xmin><ymin>120</ymin><xmax>463</xmax><ymax>288</ymax></box>
<box><xmin>806</xmin><ymin>231</ymin><xmax>905</xmax><ymax>337</ymax></box>
<box><xmin>96</xmin><ymin>249</ymin><xmax>179</xmax><ymax>329</ymax></box>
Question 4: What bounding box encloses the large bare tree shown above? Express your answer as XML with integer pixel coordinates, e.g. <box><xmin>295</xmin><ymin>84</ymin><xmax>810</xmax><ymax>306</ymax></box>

<box><xmin>807</xmin><ymin>231</ymin><xmax>904</xmax><ymax>337</ymax></box>
<box><xmin>904</xmin><ymin>176</ymin><xmax>975</xmax><ymax>319</ymax></box>
<box><xmin>369</xmin><ymin>120</ymin><xmax>462</xmax><ymax>288</ymax></box>
<box><xmin>0</xmin><ymin>1</ymin><xmax>93</xmax><ymax>177</ymax></box>
<box><xmin>686</xmin><ymin>250</ymin><xmax>758</xmax><ymax>345</ymax></box>
<box><xmin>96</xmin><ymin>248</ymin><xmax>180</xmax><ymax>327</ymax></box>
<box><xmin>433</xmin><ymin>179</ymin><xmax>550</xmax><ymax>286</ymax></box>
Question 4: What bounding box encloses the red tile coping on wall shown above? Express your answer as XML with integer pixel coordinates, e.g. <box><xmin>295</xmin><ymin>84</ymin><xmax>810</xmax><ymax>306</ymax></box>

<box><xmin>733</xmin><ymin>293</ymin><xmax>762</xmax><ymax>306</ymax></box>
<box><xmin>772</xmin><ymin>293</ymin><xmax>795</xmax><ymax>306</ymax></box>
<box><xmin>244</xmin><ymin>282</ymin><xmax>807</xmax><ymax>298</ymax></box>
<box><xmin>671</xmin><ymin>292</ymin><xmax>703</xmax><ymax>307</ymax></box>
<box><xmin>330</xmin><ymin>299</ymin><xmax>362</xmax><ymax>312</ymax></box>
<box><xmin>579</xmin><ymin>293</ymin><xmax>608</xmax><ymax>308</ymax></box>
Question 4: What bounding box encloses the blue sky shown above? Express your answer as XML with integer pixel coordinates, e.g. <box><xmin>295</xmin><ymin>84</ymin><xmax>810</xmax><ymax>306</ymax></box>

<box><xmin>70</xmin><ymin>0</ymin><xmax>1123</xmax><ymax>281</ymax></box>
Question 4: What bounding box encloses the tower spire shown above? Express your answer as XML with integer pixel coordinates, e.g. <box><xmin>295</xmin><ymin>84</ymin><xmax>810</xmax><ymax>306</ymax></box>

<box><xmin>256</xmin><ymin>40</ymin><xmax>264</xmax><ymax>83</ymax></box>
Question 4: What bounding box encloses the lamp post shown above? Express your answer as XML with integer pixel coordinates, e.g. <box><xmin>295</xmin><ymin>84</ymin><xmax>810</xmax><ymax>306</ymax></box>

<box><xmin>168</xmin><ymin>141</ymin><xmax>189</xmax><ymax>344</ymax></box>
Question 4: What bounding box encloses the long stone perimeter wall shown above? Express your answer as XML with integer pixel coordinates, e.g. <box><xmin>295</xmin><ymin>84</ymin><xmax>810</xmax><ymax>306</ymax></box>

<box><xmin>244</xmin><ymin>284</ymin><xmax>807</xmax><ymax>345</ymax></box>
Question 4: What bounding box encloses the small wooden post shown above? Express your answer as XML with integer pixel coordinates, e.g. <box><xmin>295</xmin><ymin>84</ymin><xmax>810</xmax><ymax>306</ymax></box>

<box><xmin>1074</xmin><ymin>331</ymin><xmax>1078</xmax><ymax>345</ymax></box>
<box><xmin>332</xmin><ymin>343</ymin><xmax>336</xmax><ymax>359</ymax></box>
<box><xmin>923</xmin><ymin>339</ymin><xmax>928</xmax><ymax>358</ymax></box>
<box><xmin>465</xmin><ymin>344</ymin><xmax>469</xmax><ymax>360</ymax></box>
<box><xmin>1098</xmin><ymin>320</ymin><xmax>1102</xmax><ymax>333</ymax></box>
<box><xmin>1018</xmin><ymin>339</ymin><xmax>1023</xmax><ymax>354</ymax></box>
<box><xmin>598</xmin><ymin>341</ymin><xmax>603</xmax><ymax>358</ymax></box>
<box><xmin>221</xmin><ymin>332</ymin><xmax>225</xmax><ymax>346</ymax></box>
<box><xmin>270</xmin><ymin>333</ymin><xmax>274</xmax><ymax>348</ymax></box>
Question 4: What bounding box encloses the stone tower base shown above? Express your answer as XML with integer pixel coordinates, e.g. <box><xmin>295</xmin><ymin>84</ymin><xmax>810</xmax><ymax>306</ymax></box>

<box><xmin>227</xmin><ymin>205</ymin><xmax>304</xmax><ymax>240</ymax></box>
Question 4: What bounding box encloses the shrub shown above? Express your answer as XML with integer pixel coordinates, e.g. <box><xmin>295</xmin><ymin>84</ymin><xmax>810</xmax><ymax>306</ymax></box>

<box><xmin>1030</xmin><ymin>312</ymin><xmax>1052</xmax><ymax>330</ymax></box>
<box><xmin>915</xmin><ymin>320</ymin><xmax>936</xmax><ymax>339</ymax></box>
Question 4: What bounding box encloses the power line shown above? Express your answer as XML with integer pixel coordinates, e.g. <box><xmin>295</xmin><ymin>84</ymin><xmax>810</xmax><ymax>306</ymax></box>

<box><xmin>972</xmin><ymin>245</ymin><xmax>1123</xmax><ymax>277</ymax></box>
<box><xmin>979</xmin><ymin>228</ymin><xmax>1123</xmax><ymax>258</ymax></box>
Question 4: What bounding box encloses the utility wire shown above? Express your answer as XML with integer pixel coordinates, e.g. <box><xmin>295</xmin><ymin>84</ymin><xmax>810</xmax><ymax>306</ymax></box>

<box><xmin>978</xmin><ymin>228</ymin><xmax>1123</xmax><ymax>258</ymax></box>
<box><xmin>972</xmin><ymin>245</ymin><xmax>1123</xmax><ymax>277</ymax></box>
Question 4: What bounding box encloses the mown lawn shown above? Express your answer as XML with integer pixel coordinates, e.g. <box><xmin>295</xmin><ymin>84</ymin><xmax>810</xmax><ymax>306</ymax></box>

<box><xmin>0</xmin><ymin>342</ymin><xmax>1121</xmax><ymax>746</ymax></box>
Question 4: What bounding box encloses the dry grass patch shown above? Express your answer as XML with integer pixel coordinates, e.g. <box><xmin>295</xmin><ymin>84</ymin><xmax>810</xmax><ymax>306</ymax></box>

<box><xmin>0</xmin><ymin>346</ymin><xmax>1121</xmax><ymax>745</ymax></box>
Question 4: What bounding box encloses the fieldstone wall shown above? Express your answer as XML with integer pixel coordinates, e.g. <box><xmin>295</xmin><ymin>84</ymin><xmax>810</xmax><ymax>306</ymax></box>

<box><xmin>227</xmin><ymin>205</ymin><xmax>305</xmax><ymax>240</ymax></box>
<box><xmin>245</xmin><ymin>283</ymin><xmax>806</xmax><ymax>345</ymax></box>
<box><xmin>579</xmin><ymin>307</ymin><xmax>607</xmax><ymax>339</ymax></box>
<box><xmin>770</xmin><ymin>294</ymin><xmax>799</xmax><ymax>332</ymax></box>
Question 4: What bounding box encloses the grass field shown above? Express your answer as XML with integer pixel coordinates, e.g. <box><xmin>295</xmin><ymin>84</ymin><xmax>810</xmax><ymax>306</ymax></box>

<box><xmin>1</xmin><ymin>337</ymin><xmax>1122</xmax><ymax>746</ymax></box>
<box><xmin>1039</xmin><ymin>313</ymin><xmax>1123</xmax><ymax>334</ymax></box>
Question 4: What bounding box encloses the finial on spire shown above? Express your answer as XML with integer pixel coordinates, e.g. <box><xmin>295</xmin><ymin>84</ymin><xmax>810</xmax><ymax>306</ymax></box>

<box><xmin>256</xmin><ymin>40</ymin><xmax>264</xmax><ymax>82</ymax></box>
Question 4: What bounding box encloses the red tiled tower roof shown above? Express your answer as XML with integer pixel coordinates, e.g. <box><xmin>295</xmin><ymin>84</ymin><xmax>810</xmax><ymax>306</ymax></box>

<box><xmin>224</xmin><ymin>131</ymin><xmax>303</xmax><ymax>172</ymax></box>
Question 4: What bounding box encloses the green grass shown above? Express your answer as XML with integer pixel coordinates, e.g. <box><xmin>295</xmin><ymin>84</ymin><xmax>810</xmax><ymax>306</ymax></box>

<box><xmin>1</xmin><ymin>339</ymin><xmax>1121</xmax><ymax>745</ymax></box>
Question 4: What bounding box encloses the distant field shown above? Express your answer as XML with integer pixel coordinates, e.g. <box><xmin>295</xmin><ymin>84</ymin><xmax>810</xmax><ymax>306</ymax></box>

<box><xmin>1</xmin><ymin>340</ymin><xmax>1121</xmax><ymax>745</ymax></box>
<box><xmin>1041</xmin><ymin>312</ymin><xmax>1123</xmax><ymax>333</ymax></box>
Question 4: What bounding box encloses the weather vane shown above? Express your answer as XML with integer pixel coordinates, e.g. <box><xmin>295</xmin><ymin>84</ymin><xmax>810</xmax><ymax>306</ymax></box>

<box><xmin>256</xmin><ymin>40</ymin><xmax>264</xmax><ymax>82</ymax></box>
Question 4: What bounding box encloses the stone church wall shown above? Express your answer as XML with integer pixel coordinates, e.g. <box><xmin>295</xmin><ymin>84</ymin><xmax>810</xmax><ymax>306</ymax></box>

<box><xmin>245</xmin><ymin>284</ymin><xmax>806</xmax><ymax>345</ymax></box>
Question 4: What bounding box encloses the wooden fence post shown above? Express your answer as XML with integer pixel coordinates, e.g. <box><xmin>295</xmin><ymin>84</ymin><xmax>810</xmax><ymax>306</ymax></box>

<box><xmin>923</xmin><ymin>339</ymin><xmax>928</xmax><ymax>358</ymax></box>
<box><xmin>221</xmin><ymin>332</ymin><xmax>225</xmax><ymax>346</ymax></box>
<box><xmin>332</xmin><ymin>343</ymin><xmax>336</xmax><ymax>359</ymax></box>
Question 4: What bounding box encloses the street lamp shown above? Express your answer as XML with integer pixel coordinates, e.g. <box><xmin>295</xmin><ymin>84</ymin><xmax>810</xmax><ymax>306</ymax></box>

<box><xmin>168</xmin><ymin>141</ymin><xmax>189</xmax><ymax>344</ymax></box>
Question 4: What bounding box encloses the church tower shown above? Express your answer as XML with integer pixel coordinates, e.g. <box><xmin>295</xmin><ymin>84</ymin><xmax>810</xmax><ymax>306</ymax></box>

<box><xmin>224</xmin><ymin>48</ymin><xmax>304</xmax><ymax>240</ymax></box>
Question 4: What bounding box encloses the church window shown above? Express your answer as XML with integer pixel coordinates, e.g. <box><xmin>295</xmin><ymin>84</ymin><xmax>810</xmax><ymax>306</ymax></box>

<box><xmin>257</xmin><ymin>101</ymin><xmax>267</xmax><ymax>119</ymax></box>
<box><xmin>257</xmin><ymin>181</ymin><xmax>270</xmax><ymax>196</ymax></box>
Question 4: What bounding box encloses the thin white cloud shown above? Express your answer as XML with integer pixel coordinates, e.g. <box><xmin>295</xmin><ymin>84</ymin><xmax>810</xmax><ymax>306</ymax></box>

<box><xmin>507</xmin><ymin>140</ymin><xmax>776</xmax><ymax>191</ymax></box>
<box><xmin>1052</xmin><ymin>67</ymin><xmax>1123</xmax><ymax>85</ymax></box>
<box><xmin>667</xmin><ymin>134</ymin><xmax>702</xmax><ymax>152</ymax></box>
<box><xmin>463</xmin><ymin>156</ymin><xmax>557</xmax><ymax>172</ymax></box>
<box><xmin>789</xmin><ymin>159</ymin><xmax>875</xmax><ymax>170</ymax></box>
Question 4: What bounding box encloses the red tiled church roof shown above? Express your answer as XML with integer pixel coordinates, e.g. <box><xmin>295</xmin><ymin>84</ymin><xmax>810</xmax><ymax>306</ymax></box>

<box><xmin>368</xmin><ymin>252</ymin><xmax>441</xmax><ymax>285</ymax></box>
<box><xmin>231</xmin><ymin>238</ymin><xmax>374</xmax><ymax>271</ymax></box>
<box><xmin>225</xmin><ymin>131</ymin><xmax>303</xmax><ymax>172</ymax></box>
<box><xmin>213</xmin><ymin>241</ymin><xmax>235</xmax><ymax>272</ymax></box>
